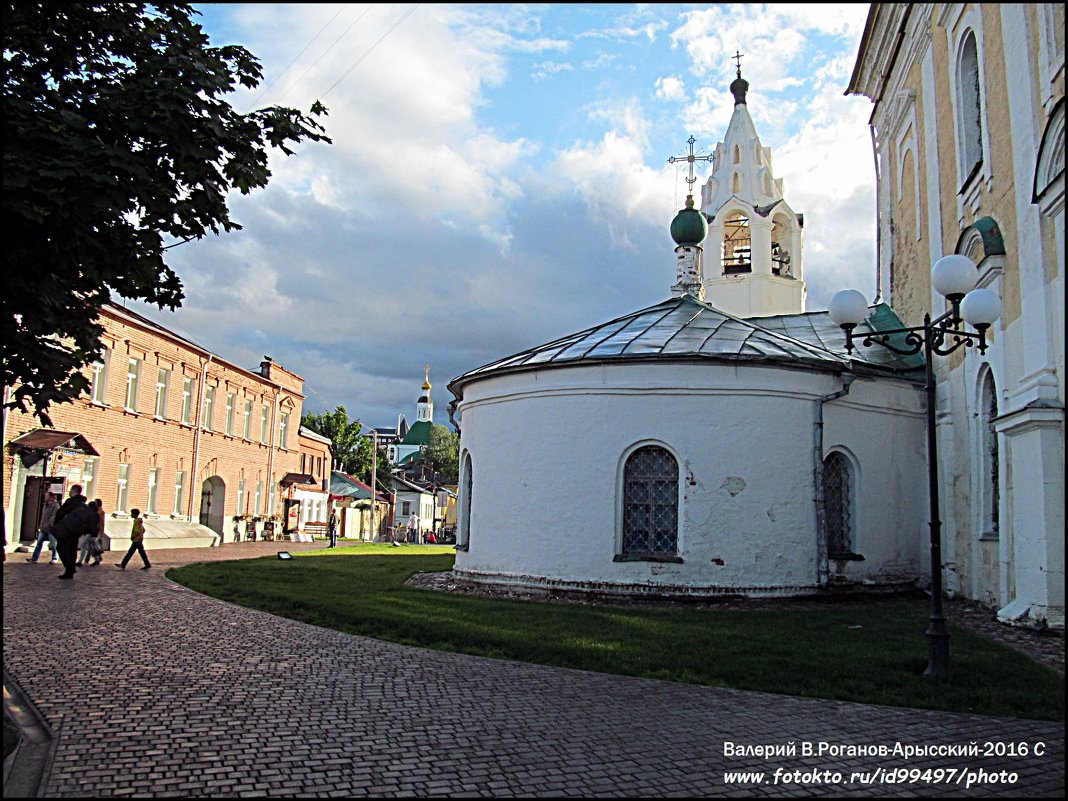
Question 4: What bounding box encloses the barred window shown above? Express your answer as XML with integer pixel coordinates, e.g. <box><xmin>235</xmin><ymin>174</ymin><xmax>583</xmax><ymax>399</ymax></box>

<box><xmin>824</xmin><ymin>452</ymin><xmax>853</xmax><ymax>555</ymax></box>
<box><xmin>621</xmin><ymin>446</ymin><xmax>679</xmax><ymax>557</ymax></box>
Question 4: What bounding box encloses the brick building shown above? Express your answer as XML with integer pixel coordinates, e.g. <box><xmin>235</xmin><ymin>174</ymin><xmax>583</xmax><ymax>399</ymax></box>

<box><xmin>4</xmin><ymin>302</ymin><xmax>319</xmax><ymax>551</ymax></box>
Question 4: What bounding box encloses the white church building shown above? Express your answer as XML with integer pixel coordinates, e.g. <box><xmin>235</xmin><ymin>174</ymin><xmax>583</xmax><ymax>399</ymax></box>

<box><xmin>447</xmin><ymin>69</ymin><xmax>934</xmax><ymax>601</ymax></box>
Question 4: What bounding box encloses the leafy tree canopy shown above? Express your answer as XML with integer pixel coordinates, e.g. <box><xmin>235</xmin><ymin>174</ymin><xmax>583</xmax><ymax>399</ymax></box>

<box><xmin>301</xmin><ymin>406</ymin><xmax>368</xmax><ymax>477</ymax></box>
<box><xmin>423</xmin><ymin>424</ymin><xmax>460</xmax><ymax>483</ymax></box>
<box><xmin>301</xmin><ymin>405</ymin><xmax>391</xmax><ymax>488</ymax></box>
<box><xmin>3</xmin><ymin>3</ymin><xmax>330</xmax><ymax>424</ymax></box>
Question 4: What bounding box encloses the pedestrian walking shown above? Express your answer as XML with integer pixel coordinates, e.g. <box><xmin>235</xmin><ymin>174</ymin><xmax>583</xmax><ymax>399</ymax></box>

<box><xmin>116</xmin><ymin>509</ymin><xmax>151</xmax><ymax>571</ymax></box>
<box><xmin>77</xmin><ymin>499</ymin><xmax>104</xmax><ymax>565</ymax></box>
<box><xmin>26</xmin><ymin>492</ymin><xmax>60</xmax><ymax>563</ymax></box>
<box><xmin>92</xmin><ymin>499</ymin><xmax>106</xmax><ymax>565</ymax></box>
<box><xmin>328</xmin><ymin>509</ymin><xmax>338</xmax><ymax>548</ymax></box>
<box><xmin>51</xmin><ymin>485</ymin><xmax>99</xmax><ymax>580</ymax></box>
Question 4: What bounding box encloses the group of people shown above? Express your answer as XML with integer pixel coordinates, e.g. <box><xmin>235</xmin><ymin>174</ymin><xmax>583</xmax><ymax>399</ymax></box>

<box><xmin>26</xmin><ymin>484</ymin><xmax>151</xmax><ymax>578</ymax></box>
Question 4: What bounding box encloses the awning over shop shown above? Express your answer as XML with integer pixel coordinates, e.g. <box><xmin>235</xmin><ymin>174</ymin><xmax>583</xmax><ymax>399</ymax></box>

<box><xmin>281</xmin><ymin>472</ymin><xmax>318</xmax><ymax>486</ymax></box>
<box><xmin>8</xmin><ymin>429</ymin><xmax>99</xmax><ymax>456</ymax></box>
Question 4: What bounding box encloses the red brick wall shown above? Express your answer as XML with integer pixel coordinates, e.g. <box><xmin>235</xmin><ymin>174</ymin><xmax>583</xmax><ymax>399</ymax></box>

<box><xmin>4</xmin><ymin>305</ymin><xmax>306</xmax><ymax>534</ymax></box>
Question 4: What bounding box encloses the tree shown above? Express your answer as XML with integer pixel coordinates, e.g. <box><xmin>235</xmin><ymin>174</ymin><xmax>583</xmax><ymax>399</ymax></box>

<box><xmin>423</xmin><ymin>424</ymin><xmax>460</xmax><ymax>483</ymax></box>
<box><xmin>3</xmin><ymin>3</ymin><xmax>330</xmax><ymax>424</ymax></box>
<box><xmin>301</xmin><ymin>406</ymin><xmax>370</xmax><ymax>478</ymax></box>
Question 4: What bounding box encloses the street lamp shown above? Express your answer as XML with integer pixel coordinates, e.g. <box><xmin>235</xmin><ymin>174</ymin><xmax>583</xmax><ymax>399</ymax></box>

<box><xmin>829</xmin><ymin>254</ymin><xmax>1001</xmax><ymax>679</ymax></box>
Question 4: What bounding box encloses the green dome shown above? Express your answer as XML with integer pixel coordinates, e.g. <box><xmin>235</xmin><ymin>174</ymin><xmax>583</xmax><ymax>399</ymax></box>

<box><xmin>670</xmin><ymin>196</ymin><xmax>708</xmax><ymax>246</ymax></box>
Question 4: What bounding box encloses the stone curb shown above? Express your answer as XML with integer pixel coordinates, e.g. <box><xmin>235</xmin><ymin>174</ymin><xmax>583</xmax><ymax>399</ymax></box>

<box><xmin>3</xmin><ymin>669</ymin><xmax>59</xmax><ymax>798</ymax></box>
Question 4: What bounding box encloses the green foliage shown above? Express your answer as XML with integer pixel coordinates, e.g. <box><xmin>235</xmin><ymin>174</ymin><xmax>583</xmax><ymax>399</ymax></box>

<box><xmin>3</xmin><ymin>3</ymin><xmax>330</xmax><ymax>424</ymax></box>
<box><xmin>301</xmin><ymin>405</ymin><xmax>381</xmax><ymax>480</ymax></box>
<box><xmin>423</xmin><ymin>424</ymin><xmax>460</xmax><ymax>482</ymax></box>
<box><xmin>171</xmin><ymin>547</ymin><xmax>1064</xmax><ymax>722</ymax></box>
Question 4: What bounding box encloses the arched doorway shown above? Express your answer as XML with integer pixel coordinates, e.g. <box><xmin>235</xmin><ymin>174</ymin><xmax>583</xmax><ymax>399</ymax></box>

<box><xmin>199</xmin><ymin>476</ymin><xmax>226</xmax><ymax>540</ymax></box>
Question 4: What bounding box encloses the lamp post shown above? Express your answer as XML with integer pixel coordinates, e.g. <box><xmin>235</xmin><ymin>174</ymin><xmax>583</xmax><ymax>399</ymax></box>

<box><xmin>829</xmin><ymin>254</ymin><xmax>1001</xmax><ymax>679</ymax></box>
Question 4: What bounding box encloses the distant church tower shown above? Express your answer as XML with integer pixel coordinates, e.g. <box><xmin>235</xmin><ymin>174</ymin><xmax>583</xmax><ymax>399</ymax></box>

<box><xmin>416</xmin><ymin>364</ymin><xmax>433</xmax><ymax>423</ymax></box>
<box><xmin>698</xmin><ymin>60</ymin><xmax>806</xmax><ymax>318</ymax></box>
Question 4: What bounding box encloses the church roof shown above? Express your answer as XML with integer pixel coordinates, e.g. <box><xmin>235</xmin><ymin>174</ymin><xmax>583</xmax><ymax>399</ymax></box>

<box><xmin>449</xmin><ymin>296</ymin><xmax>923</xmax><ymax>396</ymax></box>
<box><xmin>400</xmin><ymin>419</ymin><xmax>434</xmax><ymax>446</ymax></box>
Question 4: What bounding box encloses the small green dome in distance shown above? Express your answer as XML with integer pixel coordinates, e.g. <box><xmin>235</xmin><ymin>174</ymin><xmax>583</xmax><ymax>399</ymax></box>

<box><xmin>670</xmin><ymin>195</ymin><xmax>708</xmax><ymax>246</ymax></box>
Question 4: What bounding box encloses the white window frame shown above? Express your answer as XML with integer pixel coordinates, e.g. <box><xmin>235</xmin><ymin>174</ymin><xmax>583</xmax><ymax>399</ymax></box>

<box><xmin>279</xmin><ymin>412</ymin><xmax>290</xmax><ymax>449</ymax></box>
<box><xmin>155</xmin><ymin>367</ymin><xmax>170</xmax><ymax>419</ymax></box>
<box><xmin>124</xmin><ymin>357</ymin><xmax>141</xmax><ymax>412</ymax></box>
<box><xmin>225</xmin><ymin>392</ymin><xmax>235</xmax><ymax>436</ymax></box>
<box><xmin>90</xmin><ymin>353</ymin><xmax>109</xmax><ymax>405</ymax></box>
<box><xmin>203</xmin><ymin>385</ymin><xmax>216</xmax><ymax>432</ymax></box>
<box><xmin>116</xmin><ymin>463</ymin><xmax>131</xmax><ymax>513</ymax></box>
<box><xmin>260</xmin><ymin>405</ymin><xmax>270</xmax><ymax>444</ymax></box>
<box><xmin>174</xmin><ymin>470</ymin><xmax>186</xmax><ymax>516</ymax></box>
<box><xmin>147</xmin><ymin>467</ymin><xmax>160</xmax><ymax>515</ymax></box>
<box><xmin>237</xmin><ymin>478</ymin><xmax>246</xmax><ymax>517</ymax></box>
<box><xmin>181</xmin><ymin>377</ymin><xmax>196</xmax><ymax>425</ymax></box>
<box><xmin>83</xmin><ymin>458</ymin><xmax>98</xmax><ymax>500</ymax></box>
<box><xmin>254</xmin><ymin>481</ymin><xmax>263</xmax><ymax>516</ymax></box>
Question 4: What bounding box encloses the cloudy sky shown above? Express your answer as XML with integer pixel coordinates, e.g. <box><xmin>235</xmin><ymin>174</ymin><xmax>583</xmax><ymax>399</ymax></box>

<box><xmin>125</xmin><ymin>3</ymin><xmax>877</xmax><ymax>431</ymax></box>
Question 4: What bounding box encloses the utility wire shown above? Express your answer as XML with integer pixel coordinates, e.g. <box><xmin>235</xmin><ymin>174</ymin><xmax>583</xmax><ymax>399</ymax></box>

<box><xmin>273</xmin><ymin>4</ymin><xmax>377</xmax><ymax>106</ymax></box>
<box><xmin>249</xmin><ymin>4</ymin><xmax>350</xmax><ymax>109</ymax></box>
<box><xmin>319</xmin><ymin>4</ymin><xmax>419</xmax><ymax>101</ymax></box>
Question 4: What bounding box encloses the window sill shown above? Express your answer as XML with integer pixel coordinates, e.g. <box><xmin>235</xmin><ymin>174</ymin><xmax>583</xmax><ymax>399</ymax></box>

<box><xmin>454</xmin><ymin>543</ymin><xmax>469</xmax><ymax>552</ymax></box>
<box><xmin>828</xmin><ymin>551</ymin><xmax>865</xmax><ymax>562</ymax></box>
<box><xmin>614</xmin><ymin>554</ymin><xmax>684</xmax><ymax>564</ymax></box>
<box><xmin>978</xmin><ymin>532</ymin><xmax>1000</xmax><ymax>542</ymax></box>
<box><xmin>122</xmin><ymin>408</ymin><xmax>140</xmax><ymax>417</ymax></box>
<box><xmin>90</xmin><ymin>401</ymin><xmax>109</xmax><ymax>409</ymax></box>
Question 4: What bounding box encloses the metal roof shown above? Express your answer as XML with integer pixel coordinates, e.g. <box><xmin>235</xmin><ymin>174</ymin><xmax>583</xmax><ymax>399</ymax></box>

<box><xmin>449</xmin><ymin>295</ymin><xmax>923</xmax><ymax>398</ymax></box>
<box><xmin>7</xmin><ymin>430</ymin><xmax>99</xmax><ymax>456</ymax></box>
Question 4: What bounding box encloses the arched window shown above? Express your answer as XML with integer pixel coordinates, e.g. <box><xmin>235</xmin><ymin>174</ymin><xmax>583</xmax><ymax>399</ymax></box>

<box><xmin>956</xmin><ymin>31</ymin><xmax>984</xmax><ymax>184</ymax></box>
<box><xmin>979</xmin><ymin>371</ymin><xmax>999</xmax><ymax>538</ymax></box>
<box><xmin>458</xmin><ymin>453</ymin><xmax>473</xmax><ymax>549</ymax></box>
<box><xmin>824</xmin><ymin>452</ymin><xmax>854</xmax><ymax>555</ymax></box>
<box><xmin>722</xmin><ymin>213</ymin><xmax>751</xmax><ymax>274</ymax></box>
<box><xmin>732</xmin><ymin>172</ymin><xmax>741</xmax><ymax>193</ymax></box>
<box><xmin>732</xmin><ymin>144</ymin><xmax>741</xmax><ymax>164</ymax></box>
<box><xmin>621</xmin><ymin>446</ymin><xmax>678</xmax><ymax>558</ymax></box>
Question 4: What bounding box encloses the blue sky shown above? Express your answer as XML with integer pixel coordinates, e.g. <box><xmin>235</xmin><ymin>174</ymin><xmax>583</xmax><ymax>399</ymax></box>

<box><xmin>127</xmin><ymin>3</ymin><xmax>876</xmax><ymax>431</ymax></box>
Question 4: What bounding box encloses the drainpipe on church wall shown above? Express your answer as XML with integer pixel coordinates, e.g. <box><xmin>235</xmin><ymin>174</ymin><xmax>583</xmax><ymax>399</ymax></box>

<box><xmin>870</xmin><ymin>123</ymin><xmax>883</xmax><ymax>304</ymax></box>
<box><xmin>814</xmin><ymin>372</ymin><xmax>856</xmax><ymax>586</ymax></box>
<box><xmin>189</xmin><ymin>354</ymin><xmax>214</xmax><ymax>520</ymax></box>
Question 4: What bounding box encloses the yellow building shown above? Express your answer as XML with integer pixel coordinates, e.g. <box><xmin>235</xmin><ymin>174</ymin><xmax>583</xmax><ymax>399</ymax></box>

<box><xmin>848</xmin><ymin>4</ymin><xmax>1064</xmax><ymax>626</ymax></box>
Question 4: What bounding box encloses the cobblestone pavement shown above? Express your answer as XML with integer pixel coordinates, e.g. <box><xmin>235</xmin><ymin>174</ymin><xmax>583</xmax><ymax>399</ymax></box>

<box><xmin>3</xmin><ymin>546</ymin><xmax>1064</xmax><ymax>798</ymax></box>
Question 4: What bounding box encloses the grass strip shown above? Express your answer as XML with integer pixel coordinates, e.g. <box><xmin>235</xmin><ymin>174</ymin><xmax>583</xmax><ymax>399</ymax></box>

<box><xmin>169</xmin><ymin>544</ymin><xmax>1063</xmax><ymax>721</ymax></box>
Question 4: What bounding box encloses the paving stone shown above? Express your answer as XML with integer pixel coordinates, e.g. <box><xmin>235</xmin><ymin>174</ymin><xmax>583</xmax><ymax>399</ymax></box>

<box><xmin>4</xmin><ymin>544</ymin><xmax>1064</xmax><ymax>797</ymax></box>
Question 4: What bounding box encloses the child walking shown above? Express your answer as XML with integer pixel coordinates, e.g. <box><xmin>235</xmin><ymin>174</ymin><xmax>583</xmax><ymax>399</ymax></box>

<box><xmin>116</xmin><ymin>509</ymin><xmax>151</xmax><ymax>571</ymax></box>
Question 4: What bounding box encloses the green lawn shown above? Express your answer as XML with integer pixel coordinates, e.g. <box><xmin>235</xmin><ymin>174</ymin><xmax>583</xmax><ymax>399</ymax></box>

<box><xmin>169</xmin><ymin>544</ymin><xmax>1063</xmax><ymax>721</ymax></box>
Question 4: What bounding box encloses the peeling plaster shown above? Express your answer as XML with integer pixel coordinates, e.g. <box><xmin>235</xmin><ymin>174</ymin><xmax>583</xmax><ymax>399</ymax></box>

<box><xmin>721</xmin><ymin>476</ymin><xmax>747</xmax><ymax>496</ymax></box>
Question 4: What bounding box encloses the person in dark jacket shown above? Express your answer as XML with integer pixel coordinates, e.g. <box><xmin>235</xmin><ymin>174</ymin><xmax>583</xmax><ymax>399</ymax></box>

<box><xmin>51</xmin><ymin>485</ymin><xmax>97</xmax><ymax>579</ymax></box>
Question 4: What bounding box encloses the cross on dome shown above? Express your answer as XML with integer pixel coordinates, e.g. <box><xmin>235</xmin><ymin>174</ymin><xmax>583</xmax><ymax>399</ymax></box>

<box><xmin>668</xmin><ymin>135</ymin><xmax>714</xmax><ymax>195</ymax></box>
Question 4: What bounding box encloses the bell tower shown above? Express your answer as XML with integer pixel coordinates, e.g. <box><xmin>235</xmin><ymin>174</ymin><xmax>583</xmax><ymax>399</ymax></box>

<box><xmin>416</xmin><ymin>365</ymin><xmax>433</xmax><ymax>423</ymax></box>
<box><xmin>699</xmin><ymin>55</ymin><xmax>806</xmax><ymax>318</ymax></box>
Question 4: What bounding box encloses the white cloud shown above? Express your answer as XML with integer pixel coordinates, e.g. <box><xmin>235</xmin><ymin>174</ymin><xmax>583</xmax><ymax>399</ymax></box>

<box><xmin>531</xmin><ymin>60</ymin><xmax>575</xmax><ymax>80</ymax></box>
<box><xmin>654</xmin><ymin>75</ymin><xmax>686</xmax><ymax>102</ymax></box>
<box><xmin>155</xmin><ymin>3</ymin><xmax>878</xmax><ymax>429</ymax></box>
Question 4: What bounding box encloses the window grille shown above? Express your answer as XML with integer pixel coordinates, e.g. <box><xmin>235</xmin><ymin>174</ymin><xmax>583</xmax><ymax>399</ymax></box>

<box><xmin>621</xmin><ymin>446</ymin><xmax>678</xmax><ymax>557</ymax></box>
<box><xmin>824</xmin><ymin>452</ymin><xmax>852</xmax><ymax>554</ymax></box>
